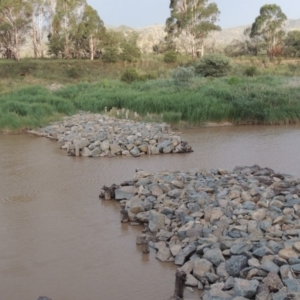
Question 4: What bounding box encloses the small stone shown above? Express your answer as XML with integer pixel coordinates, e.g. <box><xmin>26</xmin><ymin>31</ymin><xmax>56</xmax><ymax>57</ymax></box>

<box><xmin>185</xmin><ymin>274</ymin><xmax>198</xmax><ymax>287</ymax></box>
<box><xmin>155</xmin><ymin>243</ymin><xmax>171</xmax><ymax>262</ymax></box>
<box><xmin>262</xmin><ymin>272</ymin><xmax>284</xmax><ymax>292</ymax></box>
<box><xmin>253</xmin><ymin>246</ymin><xmax>274</xmax><ymax>258</ymax></box>
<box><xmin>293</xmin><ymin>241</ymin><xmax>300</xmax><ymax>252</ymax></box>
<box><xmin>255</xmin><ymin>283</ymin><xmax>270</xmax><ymax>300</ymax></box>
<box><xmin>252</xmin><ymin>209</ymin><xmax>266</xmax><ymax>221</ymax></box>
<box><xmin>278</xmin><ymin>247</ymin><xmax>299</xmax><ymax>260</ymax></box>
<box><xmin>260</xmin><ymin>260</ymin><xmax>280</xmax><ymax>273</ymax></box>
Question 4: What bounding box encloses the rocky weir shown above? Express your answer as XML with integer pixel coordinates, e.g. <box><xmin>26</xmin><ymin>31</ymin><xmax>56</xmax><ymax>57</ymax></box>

<box><xmin>28</xmin><ymin>113</ymin><xmax>193</xmax><ymax>157</ymax></box>
<box><xmin>100</xmin><ymin>165</ymin><xmax>300</xmax><ymax>300</ymax></box>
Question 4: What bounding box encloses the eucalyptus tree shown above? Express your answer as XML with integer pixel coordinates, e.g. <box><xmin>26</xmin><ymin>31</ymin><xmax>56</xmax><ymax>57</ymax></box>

<box><xmin>30</xmin><ymin>0</ymin><xmax>52</xmax><ymax>58</ymax></box>
<box><xmin>48</xmin><ymin>0</ymin><xmax>86</xmax><ymax>58</ymax></box>
<box><xmin>0</xmin><ymin>0</ymin><xmax>32</xmax><ymax>60</ymax></box>
<box><xmin>225</xmin><ymin>27</ymin><xmax>265</xmax><ymax>57</ymax></box>
<box><xmin>250</xmin><ymin>4</ymin><xmax>287</xmax><ymax>57</ymax></box>
<box><xmin>284</xmin><ymin>31</ymin><xmax>300</xmax><ymax>57</ymax></box>
<box><xmin>76</xmin><ymin>4</ymin><xmax>105</xmax><ymax>60</ymax></box>
<box><xmin>165</xmin><ymin>0</ymin><xmax>220</xmax><ymax>58</ymax></box>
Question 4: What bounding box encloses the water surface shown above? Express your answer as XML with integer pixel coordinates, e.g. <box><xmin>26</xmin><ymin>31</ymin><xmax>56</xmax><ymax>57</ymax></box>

<box><xmin>1</xmin><ymin>125</ymin><xmax>300</xmax><ymax>300</ymax></box>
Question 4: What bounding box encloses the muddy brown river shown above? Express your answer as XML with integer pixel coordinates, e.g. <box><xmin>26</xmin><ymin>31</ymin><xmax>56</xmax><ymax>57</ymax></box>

<box><xmin>1</xmin><ymin>125</ymin><xmax>300</xmax><ymax>300</ymax></box>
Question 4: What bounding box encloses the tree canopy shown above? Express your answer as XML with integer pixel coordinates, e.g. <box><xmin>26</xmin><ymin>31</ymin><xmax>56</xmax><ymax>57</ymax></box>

<box><xmin>250</xmin><ymin>4</ymin><xmax>287</xmax><ymax>57</ymax></box>
<box><xmin>165</xmin><ymin>0</ymin><xmax>220</xmax><ymax>57</ymax></box>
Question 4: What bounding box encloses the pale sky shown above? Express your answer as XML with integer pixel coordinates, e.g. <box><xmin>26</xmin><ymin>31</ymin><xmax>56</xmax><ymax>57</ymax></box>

<box><xmin>87</xmin><ymin>0</ymin><xmax>300</xmax><ymax>29</ymax></box>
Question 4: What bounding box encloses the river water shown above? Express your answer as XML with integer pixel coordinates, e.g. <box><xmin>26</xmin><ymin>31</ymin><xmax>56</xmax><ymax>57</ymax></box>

<box><xmin>1</xmin><ymin>125</ymin><xmax>300</xmax><ymax>300</ymax></box>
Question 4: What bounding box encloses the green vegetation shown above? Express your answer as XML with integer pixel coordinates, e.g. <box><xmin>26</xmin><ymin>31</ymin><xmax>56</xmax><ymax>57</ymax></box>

<box><xmin>195</xmin><ymin>54</ymin><xmax>231</xmax><ymax>77</ymax></box>
<box><xmin>172</xmin><ymin>67</ymin><xmax>195</xmax><ymax>87</ymax></box>
<box><xmin>121</xmin><ymin>68</ymin><xmax>140</xmax><ymax>83</ymax></box>
<box><xmin>164</xmin><ymin>51</ymin><xmax>178</xmax><ymax>64</ymax></box>
<box><xmin>2</xmin><ymin>74</ymin><xmax>300</xmax><ymax>130</ymax></box>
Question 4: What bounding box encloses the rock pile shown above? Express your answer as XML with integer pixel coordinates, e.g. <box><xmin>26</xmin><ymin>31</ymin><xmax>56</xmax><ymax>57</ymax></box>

<box><xmin>28</xmin><ymin>113</ymin><xmax>192</xmax><ymax>157</ymax></box>
<box><xmin>100</xmin><ymin>165</ymin><xmax>300</xmax><ymax>299</ymax></box>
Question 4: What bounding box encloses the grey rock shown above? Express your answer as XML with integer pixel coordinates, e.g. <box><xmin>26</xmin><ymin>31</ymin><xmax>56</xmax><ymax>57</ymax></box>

<box><xmin>288</xmin><ymin>257</ymin><xmax>300</xmax><ymax>265</ymax></box>
<box><xmin>290</xmin><ymin>264</ymin><xmax>300</xmax><ymax>273</ymax></box>
<box><xmin>225</xmin><ymin>255</ymin><xmax>248</xmax><ymax>277</ymax></box>
<box><xmin>81</xmin><ymin>147</ymin><xmax>91</xmax><ymax>157</ymax></box>
<box><xmin>193</xmin><ymin>258</ymin><xmax>214</xmax><ymax>280</ymax></box>
<box><xmin>260</xmin><ymin>260</ymin><xmax>280</xmax><ymax>273</ymax></box>
<box><xmin>253</xmin><ymin>246</ymin><xmax>274</xmax><ymax>258</ymax></box>
<box><xmin>115</xmin><ymin>186</ymin><xmax>135</xmax><ymax>200</ymax></box>
<box><xmin>224</xmin><ymin>276</ymin><xmax>234</xmax><ymax>290</ymax></box>
<box><xmin>262</xmin><ymin>272</ymin><xmax>284</xmax><ymax>292</ymax></box>
<box><xmin>282</xmin><ymin>278</ymin><xmax>300</xmax><ymax>292</ymax></box>
<box><xmin>204</xmin><ymin>248</ymin><xmax>225</xmax><ymax>267</ymax></box>
<box><xmin>255</xmin><ymin>283</ymin><xmax>270</xmax><ymax>300</ymax></box>
<box><xmin>155</xmin><ymin>242</ymin><xmax>171</xmax><ymax>262</ymax></box>
<box><xmin>216</xmin><ymin>262</ymin><xmax>229</xmax><ymax>280</ymax></box>
<box><xmin>234</xmin><ymin>278</ymin><xmax>259</xmax><ymax>298</ymax></box>
<box><xmin>202</xmin><ymin>288</ymin><xmax>232</xmax><ymax>300</ymax></box>
<box><xmin>185</xmin><ymin>274</ymin><xmax>199</xmax><ymax>287</ymax></box>
<box><xmin>271</xmin><ymin>290</ymin><xmax>290</xmax><ymax>300</ymax></box>
<box><xmin>175</xmin><ymin>243</ymin><xmax>196</xmax><ymax>266</ymax></box>
<box><xmin>230</xmin><ymin>242</ymin><xmax>253</xmax><ymax>255</ymax></box>
<box><xmin>148</xmin><ymin>210</ymin><xmax>165</xmax><ymax>232</ymax></box>
<box><xmin>206</xmin><ymin>273</ymin><xmax>219</xmax><ymax>284</ymax></box>
<box><xmin>268</xmin><ymin>241</ymin><xmax>284</xmax><ymax>254</ymax></box>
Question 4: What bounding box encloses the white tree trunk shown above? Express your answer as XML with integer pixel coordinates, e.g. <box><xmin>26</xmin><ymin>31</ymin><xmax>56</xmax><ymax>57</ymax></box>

<box><xmin>89</xmin><ymin>36</ymin><xmax>94</xmax><ymax>60</ymax></box>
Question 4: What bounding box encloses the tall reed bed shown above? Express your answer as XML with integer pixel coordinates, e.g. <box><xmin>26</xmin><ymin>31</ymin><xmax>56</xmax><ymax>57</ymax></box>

<box><xmin>1</xmin><ymin>76</ymin><xmax>300</xmax><ymax>130</ymax></box>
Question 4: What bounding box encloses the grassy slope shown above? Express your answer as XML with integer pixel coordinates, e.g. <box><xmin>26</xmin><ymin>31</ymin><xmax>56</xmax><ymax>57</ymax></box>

<box><xmin>1</xmin><ymin>58</ymin><xmax>300</xmax><ymax>130</ymax></box>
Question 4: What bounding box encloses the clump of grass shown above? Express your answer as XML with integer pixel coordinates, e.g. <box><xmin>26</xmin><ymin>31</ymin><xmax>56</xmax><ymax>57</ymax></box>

<box><xmin>162</xmin><ymin>111</ymin><xmax>182</xmax><ymax>124</ymax></box>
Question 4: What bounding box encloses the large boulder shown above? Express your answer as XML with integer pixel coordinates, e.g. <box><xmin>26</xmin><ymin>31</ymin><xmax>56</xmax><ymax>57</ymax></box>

<box><xmin>193</xmin><ymin>258</ymin><xmax>214</xmax><ymax>280</ymax></box>
<box><xmin>225</xmin><ymin>255</ymin><xmax>248</xmax><ymax>277</ymax></box>
<box><xmin>115</xmin><ymin>186</ymin><xmax>135</xmax><ymax>200</ymax></box>
<box><xmin>148</xmin><ymin>210</ymin><xmax>165</xmax><ymax>232</ymax></box>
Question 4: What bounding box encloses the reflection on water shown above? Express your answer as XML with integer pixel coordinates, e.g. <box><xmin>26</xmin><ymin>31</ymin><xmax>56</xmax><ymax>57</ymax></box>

<box><xmin>1</xmin><ymin>125</ymin><xmax>300</xmax><ymax>300</ymax></box>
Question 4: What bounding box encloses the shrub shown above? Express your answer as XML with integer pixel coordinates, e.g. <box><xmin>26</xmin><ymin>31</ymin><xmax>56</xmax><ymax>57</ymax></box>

<box><xmin>120</xmin><ymin>43</ymin><xmax>141</xmax><ymax>62</ymax></box>
<box><xmin>195</xmin><ymin>54</ymin><xmax>231</xmax><ymax>77</ymax></box>
<box><xmin>66</xmin><ymin>67</ymin><xmax>81</xmax><ymax>79</ymax></box>
<box><xmin>102</xmin><ymin>46</ymin><xmax>119</xmax><ymax>63</ymax></box>
<box><xmin>164</xmin><ymin>51</ymin><xmax>178</xmax><ymax>63</ymax></box>
<box><xmin>172</xmin><ymin>67</ymin><xmax>195</xmax><ymax>87</ymax></box>
<box><xmin>244</xmin><ymin>66</ymin><xmax>258</xmax><ymax>77</ymax></box>
<box><xmin>121</xmin><ymin>68</ymin><xmax>140</xmax><ymax>83</ymax></box>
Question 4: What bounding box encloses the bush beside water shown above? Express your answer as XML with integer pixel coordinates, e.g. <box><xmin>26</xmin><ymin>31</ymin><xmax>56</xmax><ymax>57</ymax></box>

<box><xmin>2</xmin><ymin>75</ymin><xmax>300</xmax><ymax>130</ymax></box>
<box><xmin>195</xmin><ymin>54</ymin><xmax>231</xmax><ymax>77</ymax></box>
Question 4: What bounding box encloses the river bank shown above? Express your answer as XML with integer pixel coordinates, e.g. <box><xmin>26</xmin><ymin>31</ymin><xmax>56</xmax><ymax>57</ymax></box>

<box><xmin>101</xmin><ymin>165</ymin><xmax>300</xmax><ymax>299</ymax></box>
<box><xmin>1</xmin><ymin>76</ymin><xmax>300</xmax><ymax>131</ymax></box>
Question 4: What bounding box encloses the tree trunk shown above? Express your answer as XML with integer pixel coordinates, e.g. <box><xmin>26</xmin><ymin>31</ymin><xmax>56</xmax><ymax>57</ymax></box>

<box><xmin>14</xmin><ymin>30</ymin><xmax>20</xmax><ymax>61</ymax></box>
<box><xmin>89</xmin><ymin>37</ymin><xmax>94</xmax><ymax>61</ymax></box>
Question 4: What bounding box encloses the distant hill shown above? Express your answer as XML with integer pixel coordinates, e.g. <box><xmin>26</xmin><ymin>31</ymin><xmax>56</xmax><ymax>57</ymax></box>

<box><xmin>134</xmin><ymin>19</ymin><xmax>300</xmax><ymax>52</ymax></box>
<box><xmin>21</xmin><ymin>19</ymin><xmax>300</xmax><ymax>57</ymax></box>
